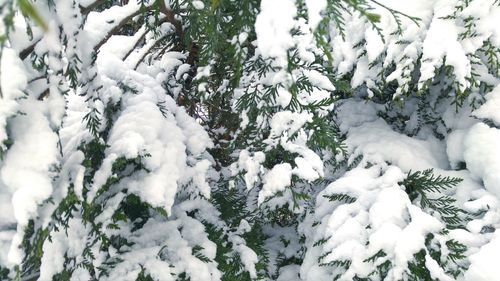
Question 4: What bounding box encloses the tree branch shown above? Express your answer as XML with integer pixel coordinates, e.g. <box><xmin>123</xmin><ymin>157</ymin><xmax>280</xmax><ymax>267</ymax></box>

<box><xmin>93</xmin><ymin>8</ymin><xmax>144</xmax><ymax>52</ymax></box>
<box><xmin>19</xmin><ymin>39</ymin><xmax>40</xmax><ymax>60</ymax></box>
<box><xmin>157</xmin><ymin>0</ymin><xmax>184</xmax><ymax>43</ymax></box>
<box><xmin>79</xmin><ymin>0</ymin><xmax>110</xmax><ymax>15</ymax></box>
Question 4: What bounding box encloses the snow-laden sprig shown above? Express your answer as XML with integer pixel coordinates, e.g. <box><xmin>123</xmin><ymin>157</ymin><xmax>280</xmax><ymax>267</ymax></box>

<box><xmin>330</xmin><ymin>0</ymin><xmax>500</xmax><ymax>104</ymax></box>
<box><xmin>225</xmin><ymin>1</ymin><xmax>346</xmax><ymax>212</ymax></box>
<box><xmin>301</xmin><ymin>164</ymin><xmax>468</xmax><ymax>281</ymax></box>
<box><xmin>402</xmin><ymin>169</ymin><xmax>466</xmax><ymax>228</ymax></box>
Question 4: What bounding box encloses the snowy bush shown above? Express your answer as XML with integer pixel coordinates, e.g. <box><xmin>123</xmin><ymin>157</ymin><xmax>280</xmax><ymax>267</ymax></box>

<box><xmin>1</xmin><ymin>0</ymin><xmax>500</xmax><ymax>280</ymax></box>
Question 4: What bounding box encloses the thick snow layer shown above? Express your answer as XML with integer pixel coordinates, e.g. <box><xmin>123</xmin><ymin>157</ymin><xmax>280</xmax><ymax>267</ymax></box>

<box><xmin>0</xmin><ymin>48</ymin><xmax>26</xmax><ymax>146</ymax></box>
<box><xmin>420</xmin><ymin>14</ymin><xmax>470</xmax><ymax>89</ymax></box>
<box><xmin>347</xmin><ymin>118</ymin><xmax>449</xmax><ymax>171</ymax></box>
<box><xmin>300</xmin><ymin>98</ymin><xmax>500</xmax><ymax>281</ymax></box>
<box><xmin>255</xmin><ymin>0</ymin><xmax>297</xmax><ymax>66</ymax></box>
<box><xmin>335</xmin><ymin>100</ymin><xmax>380</xmax><ymax>133</ymax></box>
<box><xmin>464</xmin><ymin>230</ymin><xmax>500</xmax><ymax>281</ymax></box>
<box><xmin>0</xmin><ymin>104</ymin><xmax>59</xmax><ymax>223</ymax></box>
<box><xmin>84</xmin><ymin>2</ymin><xmax>143</xmax><ymax>48</ymax></box>
<box><xmin>0</xmin><ymin>101</ymin><xmax>59</xmax><ymax>264</ymax></box>
<box><xmin>87</xmin><ymin>53</ymin><xmax>213</xmax><ymax>214</ymax></box>
<box><xmin>463</xmin><ymin>123</ymin><xmax>500</xmax><ymax>198</ymax></box>
<box><xmin>2</xmin><ymin>0</ymin><xmax>500</xmax><ymax>279</ymax></box>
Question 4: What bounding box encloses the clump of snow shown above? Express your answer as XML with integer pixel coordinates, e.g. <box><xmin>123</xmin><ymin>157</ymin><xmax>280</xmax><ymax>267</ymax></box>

<box><xmin>255</xmin><ymin>0</ymin><xmax>297</xmax><ymax>66</ymax></box>
<box><xmin>463</xmin><ymin>123</ymin><xmax>500</xmax><ymax>199</ymax></box>
<box><xmin>192</xmin><ymin>1</ymin><xmax>205</xmax><ymax>10</ymax></box>
<box><xmin>0</xmin><ymin>48</ymin><xmax>27</xmax><ymax>145</ymax></box>
<box><xmin>347</xmin><ymin>118</ymin><xmax>449</xmax><ymax>171</ymax></box>
<box><xmin>303</xmin><ymin>69</ymin><xmax>335</xmax><ymax>91</ymax></box>
<box><xmin>39</xmin><ymin>218</ymin><xmax>88</xmax><ymax>281</ymax></box>
<box><xmin>84</xmin><ymin>2</ymin><xmax>144</xmax><ymax>48</ymax></box>
<box><xmin>277</xmin><ymin>264</ymin><xmax>301</xmax><ymax>281</ymax></box>
<box><xmin>276</xmin><ymin>88</ymin><xmax>292</xmax><ymax>108</ymax></box>
<box><xmin>419</xmin><ymin>15</ymin><xmax>470</xmax><ymax>90</ymax></box>
<box><xmin>234</xmin><ymin>150</ymin><xmax>265</xmax><ymax>190</ymax></box>
<box><xmin>87</xmin><ymin>54</ymin><xmax>213</xmax><ymax>215</ymax></box>
<box><xmin>473</xmin><ymin>84</ymin><xmax>500</xmax><ymax>125</ymax></box>
<box><xmin>464</xmin><ymin>230</ymin><xmax>500</xmax><ymax>281</ymax></box>
<box><xmin>281</xmin><ymin>133</ymin><xmax>324</xmax><ymax>181</ymax></box>
<box><xmin>266</xmin><ymin>111</ymin><xmax>313</xmax><ymax>146</ymax></box>
<box><xmin>237</xmin><ymin>243</ymin><xmax>259</xmax><ymax>278</ymax></box>
<box><xmin>305</xmin><ymin>0</ymin><xmax>326</xmax><ymax>30</ymax></box>
<box><xmin>335</xmin><ymin>99</ymin><xmax>380</xmax><ymax>133</ymax></box>
<box><xmin>258</xmin><ymin>163</ymin><xmax>293</xmax><ymax>205</ymax></box>
<box><xmin>1</xmin><ymin>104</ymin><xmax>58</xmax><ymax>225</ymax></box>
<box><xmin>0</xmin><ymin>102</ymin><xmax>59</xmax><ymax>264</ymax></box>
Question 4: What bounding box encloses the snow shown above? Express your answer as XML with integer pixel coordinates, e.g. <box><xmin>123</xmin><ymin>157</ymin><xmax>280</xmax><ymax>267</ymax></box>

<box><xmin>303</xmin><ymin>70</ymin><xmax>335</xmax><ymax>91</ymax></box>
<box><xmin>347</xmin><ymin>118</ymin><xmax>449</xmax><ymax>171</ymax></box>
<box><xmin>305</xmin><ymin>0</ymin><xmax>326</xmax><ymax>30</ymax></box>
<box><xmin>281</xmin><ymin>133</ymin><xmax>324</xmax><ymax>180</ymax></box>
<box><xmin>301</xmin><ymin>161</ymin><xmax>453</xmax><ymax>280</ymax></box>
<box><xmin>258</xmin><ymin>163</ymin><xmax>293</xmax><ymax>205</ymax></box>
<box><xmin>266</xmin><ymin>111</ymin><xmax>313</xmax><ymax>146</ymax></box>
<box><xmin>276</xmin><ymin>88</ymin><xmax>292</xmax><ymax>108</ymax></box>
<box><xmin>277</xmin><ymin>264</ymin><xmax>301</xmax><ymax>281</ymax></box>
<box><xmin>364</xmin><ymin>27</ymin><xmax>385</xmax><ymax>63</ymax></box>
<box><xmin>463</xmin><ymin>123</ymin><xmax>500</xmax><ymax>198</ymax></box>
<box><xmin>335</xmin><ymin>99</ymin><xmax>380</xmax><ymax>133</ymax></box>
<box><xmin>84</xmin><ymin>2</ymin><xmax>143</xmax><ymax>48</ymax></box>
<box><xmin>100</xmin><ymin>31</ymin><xmax>146</xmax><ymax>60</ymax></box>
<box><xmin>293</xmin><ymin>157</ymin><xmax>320</xmax><ymax>181</ymax></box>
<box><xmin>0</xmin><ymin>48</ymin><xmax>26</xmax><ymax>145</ymax></box>
<box><xmin>85</xmin><ymin>53</ymin><xmax>213</xmax><ymax>215</ymax></box>
<box><xmin>192</xmin><ymin>1</ymin><xmax>205</xmax><ymax>10</ymax></box>
<box><xmin>425</xmin><ymin>254</ymin><xmax>454</xmax><ymax>281</ymax></box>
<box><xmin>473</xmin><ymin>84</ymin><xmax>500</xmax><ymax>125</ymax></box>
<box><xmin>331</xmin><ymin>0</ymin><xmax>500</xmax><ymax>98</ymax></box>
<box><xmin>464</xmin><ymin>230</ymin><xmax>500</xmax><ymax>281</ymax></box>
<box><xmin>446</xmin><ymin>129</ymin><xmax>468</xmax><ymax>169</ymax></box>
<box><xmin>238</xmin><ymin>244</ymin><xmax>259</xmax><ymax>278</ymax></box>
<box><xmin>235</xmin><ymin>150</ymin><xmax>265</xmax><ymax>190</ymax></box>
<box><xmin>255</xmin><ymin>0</ymin><xmax>297</xmax><ymax>66</ymax></box>
<box><xmin>1</xmin><ymin>102</ymin><xmax>59</xmax><ymax>224</ymax></box>
<box><xmin>39</xmin><ymin>218</ymin><xmax>88</xmax><ymax>281</ymax></box>
<box><xmin>420</xmin><ymin>16</ymin><xmax>470</xmax><ymax>90</ymax></box>
<box><xmin>2</xmin><ymin>0</ymin><xmax>500</xmax><ymax>280</ymax></box>
<box><xmin>0</xmin><ymin>102</ymin><xmax>59</xmax><ymax>267</ymax></box>
<box><xmin>298</xmin><ymin>96</ymin><xmax>500</xmax><ymax>281</ymax></box>
<box><xmin>101</xmin><ymin>216</ymin><xmax>219</xmax><ymax>281</ymax></box>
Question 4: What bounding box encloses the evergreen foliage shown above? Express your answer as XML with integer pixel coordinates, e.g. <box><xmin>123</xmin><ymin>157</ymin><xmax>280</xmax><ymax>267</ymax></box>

<box><xmin>402</xmin><ymin>169</ymin><xmax>465</xmax><ymax>228</ymax></box>
<box><xmin>0</xmin><ymin>0</ymin><xmax>500</xmax><ymax>281</ymax></box>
